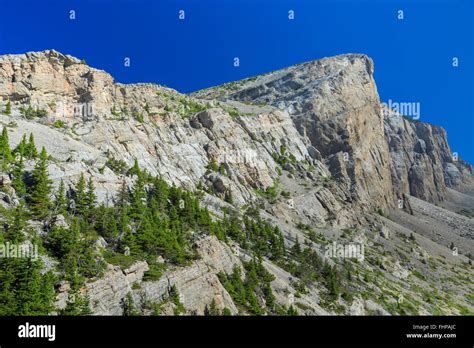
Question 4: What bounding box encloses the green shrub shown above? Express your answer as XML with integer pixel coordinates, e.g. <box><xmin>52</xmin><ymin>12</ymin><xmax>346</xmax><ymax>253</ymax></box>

<box><xmin>53</xmin><ymin>120</ymin><xmax>65</xmax><ymax>128</ymax></box>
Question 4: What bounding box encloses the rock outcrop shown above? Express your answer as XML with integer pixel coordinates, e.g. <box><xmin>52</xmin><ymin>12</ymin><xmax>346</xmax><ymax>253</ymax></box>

<box><xmin>1</xmin><ymin>50</ymin><xmax>473</xmax><ymax>316</ymax></box>
<box><xmin>193</xmin><ymin>54</ymin><xmax>396</xmax><ymax>210</ymax></box>
<box><xmin>383</xmin><ymin>106</ymin><xmax>473</xmax><ymax>203</ymax></box>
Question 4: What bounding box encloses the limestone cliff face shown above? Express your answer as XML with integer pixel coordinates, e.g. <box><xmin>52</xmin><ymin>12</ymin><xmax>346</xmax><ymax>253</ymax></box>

<box><xmin>0</xmin><ymin>50</ymin><xmax>317</xmax><ymax>206</ymax></box>
<box><xmin>193</xmin><ymin>54</ymin><xmax>395</xmax><ymax>209</ymax></box>
<box><xmin>193</xmin><ymin>54</ymin><xmax>472</xmax><ymax>206</ymax></box>
<box><xmin>383</xmin><ymin>107</ymin><xmax>473</xmax><ymax>203</ymax></box>
<box><xmin>1</xmin><ymin>49</ymin><xmax>470</xmax><ymax>211</ymax></box>
<box><xmin>1</xmin><ymin>50</ymin><xmax>473</xmax><ymax>316</ymax></box>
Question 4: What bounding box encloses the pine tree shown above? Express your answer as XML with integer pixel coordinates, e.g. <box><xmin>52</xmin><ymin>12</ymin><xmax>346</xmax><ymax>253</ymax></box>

<box><xmin>204</xmin><ymin>298</ymin><xmax>220</xmax><ymax>316</ymax></box>
<box><xmin>26</xmin><ymin>133</ymin><xmax>38</xmax><ymax>159</ymax></box>
<box><xmin>29</xmin><ymin>147</ymin><xmax>52</xmax><ymax>219</ymax></box>
<box><xmin>11</xmin><ymin>156</ymin><xmax>27</xmax><ymax>197</ymax></box>
<box><xmin>85</xmin><ymin>177</ymin><xmax>97</xmax><ymax>220</ymax></box>
<box><xmin>128</xmin><ymin>158</ymin><xmax>141</xmax><ymax>177</ymax></box>
<box><xmin>121</xmin><ymin>292</ymin><xmax>139</xmax><ymax>316</ymax></box>
<box><xmin>286</xmin><ymin>305</ymin><xmax>298</xmax><ymax>316</ymax></box>
<box><xmin>117</xmin><ymin>179</ymin><xmax>130</xmax><ymax>208</ymax></box>
<box><xmin>291</xmin><ymin>236</ymin><xmax>302</xmax><ymax>256</ymax></box>
<box><xmin>17</xmin><ymin>260</ymin><xmax>56</xmax><ymax>315</ymax></box>
<box><xmin>3</xmin><ymin>203</ymin><xmax>28</xmax><ymax>243</ymax></box>
<box><xmin>62</xmin><ymin>287</ymin><xmax>92</xmax><ymax>315</ymax></box>
<box><xmin>130</xmin><ymin>172</ymin><xmax>147</xmax><ymax>220</ymax></box>
<box><xmin>14</xmin><ymin>134</ymin><xmax>27</xmax><ymax>158</ymax></box>
<box><xmin>86</xmin><ymin>177</ymin><xmax>96</xmax><ymax>207</ymax></box>
<box><xmin>54</xmin><ymin>179</ymin><xmax>68</xmax><ymax>215</ymax></box>
<box><xmin>152</xmin><ymin>176</ymin><xmax>169</xmax><ymax>211</ymax></box>
<box><xmin>74</xmin><ymin>174</ymin><xmax>88</xmax><ymax>216</ymax></box>
<box><xmin>4</xmin><ymin>100</ymin><xmax>11</xmax><ymax>115</ymax></box>
<box><xmin>96</xmin><ymin>206</ymin><xmax>119</xmax><ymax>243</ymax></box>
<box><xmin>0</xmin><ymin>126</ymin><xmax>13</xmax><ymax>165</ymax></box>
<box><xmin>169</xmin><ymin>285</ymin><xmax>185</xmax><ymax>315</ymax></box>
<box><xmin>0</xmin><ymin>258</ymin><xmax>55</xmax><ymax>315</ymax></box>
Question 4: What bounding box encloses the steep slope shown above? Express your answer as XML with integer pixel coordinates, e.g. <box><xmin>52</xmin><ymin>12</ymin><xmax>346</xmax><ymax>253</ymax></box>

<box><xmin>383</xmin><ymin>106</ymin><xmax>473</xmax><ymax>203</ymax></box>
<box><xmin>0</xmin><ymin>50</ymin><xmax>472</xmax><ymax>316</ymax></box>
<box><xmin>194</xmin><ymin>54</ymin><xmax>395</xmax><ymax>210</ymax></box>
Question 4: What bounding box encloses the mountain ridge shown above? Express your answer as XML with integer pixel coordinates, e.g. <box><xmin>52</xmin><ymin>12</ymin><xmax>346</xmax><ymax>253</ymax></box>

<box><xmin>0</xmin><ymin>50</ymin><xmax>472</xmax><ymax>316</ymax></box>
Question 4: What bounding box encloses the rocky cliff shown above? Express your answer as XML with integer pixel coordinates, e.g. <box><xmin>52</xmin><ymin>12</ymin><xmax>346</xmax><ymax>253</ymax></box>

<box><xmin>0</xmin><ymin>50</ymin><xmax>472</xmax><ymax>316</ymax></box>
<box><xmin>194</xmin><ymin>54</ymin><xmax>395</xmax><ymax>210</ymax></box>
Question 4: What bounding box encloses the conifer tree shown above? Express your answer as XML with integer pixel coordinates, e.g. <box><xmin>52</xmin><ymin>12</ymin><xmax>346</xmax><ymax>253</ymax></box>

<box><xmin>130</xmin><ymin>171</ymin><xmax>146</xmax><ymax>220</ymax></box>
<box><xmin>86</xmin><ymin>177</ymin><xmax>96</xmax><ymax>208</ymax></box>
<box><xmin>26</xmin><ymin>133</ymin><xmax>38</xmax><ymax>159</ymax></box>
<box><xmin>14</xmin><ymin>134</ymin><xmax>27</xmax><ymax>158</ymax></box>
<box><xmin>204</xmin><ymin>298</ymin><xmax>220</xmax><ymax>316</ymax></box>
<box><xmin>17</xmin><ymin>260</ymin><xmax>56</xmax><ymax>315</ymax></box>
<box><xmin>54</xmin><ymin>179</ymin><xmax>68</xmax><ymax>215</ymax></box>
<box><xmin>0</xmin><ymin>126</ymin><xmax>13</xmax><ymax>166</ymax></box>
<box><xmin>152</xmin><ymin>176</ymin><xmax>169</xmax><ymax>211</ymax></box>
<box><xmin>29</xmin><ymin>147</ymin><xmax>52</xmax><ymax>219</ymax></box>
<box><xmin>11</xmin><ymin>155</ymin><xmax>27</xmax><ymax>197</ymax></box>
<box><xmin>121</xmin><ymin>292</ymin><xmax>139</xmax><ymax>316</ymax></box>
<box><xmin>3</xmin><ymin>203</ymin><xmax>28</xmax><ymax>243</ymax></box>
<box><xmin>85</xmin><ymin>177</ymin><xmax>97</xmax><ymax>220</ymax></box>
<box><xmin>62</xmin><ymin>286</ymin><xmax>93</xmax><ymax>315</ymax></box>
<box><xmin>128</xmin><ymin>158</ymin><xmax>141</xmax><ymax>177</ymax></box>
<box><xmin>4</xmin><ymin>100</ymin><xmax>11</xmax><ymax>115</ymax></box>
<box><xmin>74</xmin><ymin>174</ymin><xmax>88</xmax><ymax>216</ymax></box>
<box><xmin>117</xmin><ymin>180</ymin><xmax>130</xmax><ymax>208</ymax></box>
<box><xmin>96</xmin><ymin>206</ymin><xmax>119</xmax><ymax>243</ymax></box>
<box><xmin>0</xmin><ymin>258</ymin><xmax>55</xmax><ymax>315</ymax></box>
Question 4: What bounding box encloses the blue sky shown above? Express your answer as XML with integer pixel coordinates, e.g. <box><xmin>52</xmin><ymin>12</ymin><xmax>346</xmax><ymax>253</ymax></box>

<box><xmin>0</xmin><ymin>0</ymin><xmax>473</xmax><ymax>163</ymax></box>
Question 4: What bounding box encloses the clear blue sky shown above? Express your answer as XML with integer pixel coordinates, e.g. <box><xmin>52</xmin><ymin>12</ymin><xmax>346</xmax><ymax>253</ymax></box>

<box><xmin>1</xmin><ymin>0</ymin><xmax>473</xmax><ymax>163</ymax></box>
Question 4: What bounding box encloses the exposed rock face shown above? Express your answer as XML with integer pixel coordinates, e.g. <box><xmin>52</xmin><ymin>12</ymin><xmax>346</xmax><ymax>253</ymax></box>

<box><xmin>1</xmin><ymin>50</ymin><xmax>473</xmax><ymax>316</ymax></box>
<box><xmin>194</xmin><ymin>54</ymin><xmax>395</xmax><ymax>210</ymax></box>
<box><xmin>55</xmin><ymin>236</ymin><xmax>240</xmax><ymax>315</ymax></box>
<box><xmin>383</xmin><ymin>107</ymin><xmax>473</xmax><ymax>203</ymax></box>
<box><xmin>0</xmin><ymin>50</ymin><xmax>321</xmax><ymax>208</ymax></box>
<box><xmin>194</xmin><ymin>55</ymin><xmax>473</xmax><ymax>206</ymax></box>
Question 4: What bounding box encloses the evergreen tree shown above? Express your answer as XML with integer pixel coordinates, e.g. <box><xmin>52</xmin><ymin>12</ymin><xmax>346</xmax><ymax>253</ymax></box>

<box><xmin>291</xmin><ymin>236</ymin><xmax>302</xmax><ymax>256</ymax></box>
<box><xmin>85</xmin><ymin>177</ymin><xmax>97</xmax><ymax>220</ymax></box>
<box><xmin>26</xmin><ymin>133</ymin><xmax>38</xmax><ymax>159</ymax></box>
<box><xmin>117</xmin><ymin>179</ymin><xmax>130</xmax><ymax>208</ymax></box>
<box><xmin>130</xmin><ymin>172</ymin><xmax>146</xmax><ymax>220</ymax></box>
<box><xmin>151</xmin><ymin>176</ymin><xmax>169</xmax><ymax>212</ymax></box>
<box><xmin>61</xmin><ymin>287</ymin><xmax>93</xmax><ymax>315</ymax></box>
<box><xmin>204</xmin><ymin>298</ymin><xmax>220</xmax><ymax>316</ymax></box>
<box><xmin>4</xmin><ymin>100</ymin><xmax>11</xmax><ymax>115</ymax></box>
<box><xmin>3</xmin><ymin>203</ymin><xmax>28</xmax><ymax>243</ymax></box>
<box><xmin>0</xmin><ymin>126</ymin><xmax>13</xmax><ymax>166</ymax></box>
<box><xmin>128</xmin><ymin>158</ymin><xmax>141</xmax><ymax>177</ymax></box>
<box><xmin>286</xmin><ymin>305</ymin><xmax>298</xmax><ymax>316</ymax></box>
<box><xmin>121</xmin><ymin>292</ymin><xmax>139</xmax><ymax>316</ymax></box>
<box><xmin>11</xmin><ymin>155</ymin><xmax>27</xmax><ymax>197</ymax></box>
<box><xmin>28</xmin><ymin>147</ymin><xmax>52</xmax><ymax>219</ymax></box>
<box><xmin>169</xmin><ymin>285</ymin><xmax>185</xmax><ymax>315</ymax></box>
<box><xmin>96</xmin><ymin>206</ymin><xmax>119</xmax><ymax>243</ymax></box>
<box><xmin>0</xmin><ymin>258</ymin><xmax>55</xmax><ymax>315</ymax></box>
<box><xmin>74</xmin><ymin>174</ymin><xmax>88</xmax><ymax>216</ymax></box>
<box><xmin>54</xmin><ymin>179</ymin><xmax>68</xmax><ymax>215</ymax></box>
<box><xmin>14</xmin><ymin>134</ymin><xmax>27</xmax><ymax>158</ymax></box>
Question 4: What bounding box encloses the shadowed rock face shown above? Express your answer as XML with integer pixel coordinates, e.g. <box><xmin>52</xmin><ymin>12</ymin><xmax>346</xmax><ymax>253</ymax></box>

<box><xmin>383</xmin><ymin>107</ymin><xmax>473</xmax><ymax>203</ymax></box>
